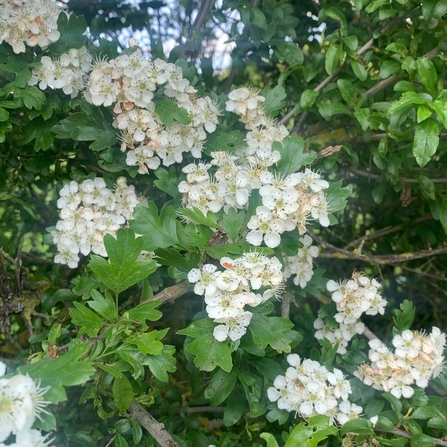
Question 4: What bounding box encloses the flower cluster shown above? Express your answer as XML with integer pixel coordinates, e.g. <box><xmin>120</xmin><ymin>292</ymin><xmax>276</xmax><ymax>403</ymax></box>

<box><xmin>188</xmin><ymin>253</ymin><xmax>284</xmax><ymax>342</ymax></box>
<box><xmin>29</xmin><ymin>47</ymin><xmax>93</xmax><ymax>98</ymax></box>
<box><xmin>355</xmin><ymin>327</ymin><xmax>446</xmax><ymax>399</ymax></box>
<box><xmin>283</xmin><ymin>235</ymin><xmax>319</xmax><ymax>288</ymax></box>
<box><xmin>267</xmin><ymin>354</ymin><xmax>361</xmax><ymax>425</ymax></box>
<box><xmin>0</xmin><ymin>0</ymin><xmax>62</xmax><ymax>54</ymax></box>
<box><xmin>52</xmin><ymin>177</ymin><xmax>140</xmax><ymax>268</ymax></box>
<box><xmin>314</xmin><ymin>272</ymin><xmax>387</xmax><ymax>354</ymax></box>
<box><xmin>0</xmin><ymin>362</ymin><xmax>52</xmax><ymax>446</ymax></box>
<box><xmin>179</xmin><ymin>88</ymin><xmax>330</xmax><ymax>248</ymax></box>
<box><xmin>83</xmin><ymin>50</ymin><xmax>220</xmax><ymax>171</ymax></box>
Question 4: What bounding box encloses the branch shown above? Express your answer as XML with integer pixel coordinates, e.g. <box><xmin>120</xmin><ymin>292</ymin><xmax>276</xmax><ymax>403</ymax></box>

<box><xmin>128</xmin><ymin>401</ymin><xmax>182</xmax><ymax>447</ymax></box>
<box><xmin>345</xmin><ymin>216</ymin><xmax>432</xmax><ymax>249</ymax></box>
<box><xmin>309</xmin><ymin>231</ymin><xmax>447</xmax><ymax>265</ymax></box>
<box><xmin>279</xmin><ymin>13</ymin><xmax>405</xmax><ymax>127</ymax></box>
<box><xmin>142</xmin><ymin>280</ymin><xmax>190</xmax><ymax>306</ymax></box>
<box><xmin>375</xmin><ymin>426</ymin><xmax>447</xmax><ymax>447</ymax></box>
<box><xmin>349</xmin><ymin>166</ymin><xmax>447</xmax><ymax>184</ymax></box>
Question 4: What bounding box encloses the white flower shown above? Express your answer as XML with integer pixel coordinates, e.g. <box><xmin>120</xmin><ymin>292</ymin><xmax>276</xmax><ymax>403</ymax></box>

<box><xmin>246</xmin><ymin>206</ymin><xmax>285</xmax><ymax>248</ymax></box>
<box><xmin>213</xmin><ymin>311</ymin><xmax>253</xmax><ymax>342</ymax></box>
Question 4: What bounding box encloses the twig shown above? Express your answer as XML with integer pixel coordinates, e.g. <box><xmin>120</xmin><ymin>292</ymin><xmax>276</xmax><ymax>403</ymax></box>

<box><xmin>281</xmin><ymin>290</ymin><xmax>292</xmax><ymax>319</ymax></box>
<box><xmin>141</xmin><ymin>280</ymin><xmax>190</xmax><ymax>306</ymax></box>
<box><xmin>103</xmin><ymin>434</ymin><xmax>116</xmax><ymax>447</ymax></box>
<box><xmin>128</xmin><ymin>400</ymin><xmax>182</xmax><ymax>447</ymax></box>
<box><xmin>345</xmin><ymin>216</ymin><xmax>432</xmax><ymax>249</ymax></box>
<box><xmin>178</xmin><ymin>406</ymin><xmax>225</xmax><ymax>414</ymax></box>
<box><xmin>279</xmin><ymin>13</ymin><xmax>406</xmax><ymax>127</ymax></box>
<box><xmin>349</xmin><ymin>166</ymin><xmax>447</xmax><ymax>184</ymax></box>
<box><xmin>375</xmin><ymin>426</ymin><xmax>447</xmax><ymax>447</ymax></box>
<box><xmin>309</xmin><ymin>231</ymin><xmax>447</xmax><ymax>265</ymax></box>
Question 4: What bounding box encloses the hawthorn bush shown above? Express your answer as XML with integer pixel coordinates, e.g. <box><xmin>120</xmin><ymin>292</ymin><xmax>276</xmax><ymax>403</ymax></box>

<box><xmin>1</xmin><ymin>1</ymin><xmax>447</xmax><ymax>447</ymax></box>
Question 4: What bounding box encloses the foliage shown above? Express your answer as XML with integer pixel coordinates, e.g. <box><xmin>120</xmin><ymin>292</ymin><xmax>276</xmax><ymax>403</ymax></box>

<box><xmin>1</xmin><ymin>1</ymin><xmax>447</xmax><ymax>447</ymax></box>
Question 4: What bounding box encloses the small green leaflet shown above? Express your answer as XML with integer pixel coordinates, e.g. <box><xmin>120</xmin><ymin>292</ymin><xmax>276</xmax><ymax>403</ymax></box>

<box><xmin>221</xmin><ymin>208</ymin><xmax>246</xmax><ymax>243</ymax></box>
<box><xmin>113</xmin><ymin>375</ymin><xmax>134</xmax><ymax>413</ymax></box>
<box><xmin>48</xmin><ymin>12</ymin><xmax>87</xmax><ymax>55</ymax></box>
<box><xmin>262</xmin><ymin>85</ymin><xmax>287</xmax><ymax>117</ymax></box>
<box><xmin>326</xmin><ymin>180</ymin><xmax>353</xmax><ymax>213</ymax></box>
<box><xmin>130</xmin><ymin>202</ymin><xmax>180</xmax><ymax>251</ymax></box>
<box><xmin>393</xmin><ymin>299</ymin><xmax>415</xmax><ymax>330</ymax></box>
<box><xmin>87</xmin><ymin>290</ymin><xmax>116</xmax><ymax>322</ymax></box>
<box><xmin>260</xmin><ymin>433</ymin><xmax>279</xmax><ymax>447</ymax></box>
<box><xmin>249</xmin><ymin>314</ymin><xmax>293</xmax><ymax>353</ymax></box>
<box><xmin>412</xmin><ymin>118</ymin><xmax>439</xmax><ymax>167</ymax></box>
<box><xmin>177</xmin><ymin>318</ymin><xmax>233</xmax><ymax>372</ymax></box>
<box><xmin>204</xmin><ymin>369</ymin><xmax>238</xmax><ymax>406</ymax></box>
<box><xmin>285</xmin><ymin>415</ymin><xmax>338</xmax><ymax>447</ymax></box>
<box><xmin>70</xmin><ymin>302</ymin><xmax>104</xmax><ymax>337</ymax></box>
<box><xmin>273</xmin><ymin>135</ymin><xmax>316</xmax><ymax>175</ymax></box>
<box><xmin>154</xmin><ymin>100</ymin><xmax>191</xmax><ymax>125</ymax></box>
<box><xmin>143</xmin><ymin>345</ymin><xmax>177</xmax><ymax>382</ymax></box>
<box><xmin>89</xmin><ymin>228</ymin><xmax>157</xmax><ymax>296</ymax></box>
<box><xmin>178</xmin><ymin>207</ymin><xmax>219</xmax><ymax>228</ymax></box>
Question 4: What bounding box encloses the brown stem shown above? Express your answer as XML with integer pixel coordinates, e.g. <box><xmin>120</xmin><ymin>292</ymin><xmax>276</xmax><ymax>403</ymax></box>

<box><xmin>375</xmin><ymin>427</ymin><xmax>447</xmax><ymax>447</ymax></box>
<box><xmin>349</xmin><ymin>166</ymin><xmax>447</xmax><ymax>184</ymax></box>
<box><xmin>344</xmin><ymin>216</ymin><xmax>432</xmax><ymax>249</ymax></box>
<box><xmin>128</xmin><ymin>401</ymin><xmax>182</xmax><ymax>447</ymax></box>
<box><xmin>309</xmin><ymin>231</ymin><xmax>447</xmax><ymax>265</ymax></box>
<box><xmin>141</xmin><ymin>280</ymin><xmax>190</xmax><ymax>306</ymax></box>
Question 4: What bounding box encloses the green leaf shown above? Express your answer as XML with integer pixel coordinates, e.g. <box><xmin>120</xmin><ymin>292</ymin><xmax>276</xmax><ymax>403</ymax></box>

<box><xmin>300</xmin><ymin>90</ymin><xmax>319</xmax><ymax>110</ymax></box>
<box><xmin>427</xmin><ymin>416</ymin><xmax>447</xmax><ymax>430</ymax></box>
<box><xmin>252</xmin><ymin>8</ymin><xmax>268</xmax><ymax>30</ymax></box>
<box><xmin>224</xmin><ymin>391</ymin><xmax>246</xmax><ymax>426</ymax></box>
<box><xmin>380</xmin><ymin>61</ymin><xmax>400</xmax><ymax>79</ymax></box>
<box><xmin>428</xmin><ymin>100</ymin><xmax>447</xmax><ymax>129</ymax></box>
<box><xmin>317</xmin><ymin>99</ymin><xmax>352</xmax><ymax>120</ymax></box>
<box><xmin>88</xmin><ymin>290</ymin><xmax>116</xmax><ymax>322</ymax></box>
<box><xmin>154</xmin><ymin>100</ymin><xmax>191</xmax><ymax>125</ymax></box>
<box><xmin>221</xmin><ymin>208</ymin><xmax>245</xmax><ymax>243</ymax></box>
<box><xmin>273</xmin><ymin>135</ymin><xmax>316</xmax><ymax>175</ymax></box>
<box><xmin>327</xmin><ymin>180</ymin><xmax>353</xmax><ymax>213</ymax></box>
<box><xmin>418</xmin><ymin>176</ymin><xmax>436</xmax><ymax>200</ymax></box>
<box><xmin>125</xmin><ymin>301</ymin><xmax>163</xmax><ymax>327</ymax></box>
<box><xmin>204</xmin><ymin>130</ymin><xmax>243</xmax><ymax>152</ymax></box>
<box><xmin>412</xmin><ymin>118</ymin><xmax>439</xmax><ymax>167</ymax></box>
<box><xmin>417</xmin><ymin>57</ymin><xmax>437</xmax><ymax>96</ymax></box>
<box><xmin>113</xmin><ymin>375</ymin><xmax>134</xmax><ymax>413</ymax></box>
<box><xmin>325</xmin><ymin>43</ymin><xmax>342</xmax><ymax>75</ymax></box>
<box><xmin>178</xmin><ymin>319</ymin><xmax>233</xmax><ymax>372</ymax></box>
<box><xmin>262</xmin><ymin>85</ymin><xmax>287</xmax><ymax>117</ymax></box>
<box><xmin>285</xmin><ymin>415</ymin><xmax>337</xmax><ymax>447</ymax></box>
<box><xmin>49</xmin><ymin>12</ymin><xmax>87</xmax><ymax>55</ymax></box>
<box><xmin>337</xmin><ymin>79</ymin><xmax>357</xmax><ymax>105</ymax></box>
<box><xmin>324</xmin><ymin>7</ymin><xmax>348</xmax><ymax>34</ymax></box>
<box><xmin>130</xmin><ymin>202</ymin><xmax>180</xmax><ymax>251</ymax></box>
<box><xmin>144</xmin><ymin>344</ymin><xmax>177</xmax><ymax>382</ymax></box>
<box><xmin>351</xmin><ymin>60</ymin><xmax>368</xmax><ymax>81</ymax></box>
<box><xmin>410</xmin><ymin>434</ymin><xmax>435</xmax><ymax>447</ymax></box>
<box><xmin>178</xmin><ymin>207</ymin><xmax>219</xmax><ymax>228</ymax></box>
<box><xmin>388</xmin><ymin>91</ymin><xmax>427</xmax><ymax>115</ymax></box>
<box><xmin>89</xmin><ymin>229</ymin><xmax>157</xmax><ymax>296</ymax></box>
<box><xmin>127</xmin><ymin>331</ymin><xmax>164</xmax><ymax>355</ymax></box>
<box><xmin>422</xmin><ymin>0</ymin><xmax>447</xmax><ymax>20</ymax></box>
<box><xmin>412</xmin><ymin>406</ymin><xmax>444</xmax><ymax>420</ymax></box>
<box><xmin>17</xmin><ymin>87</ymin><xmax>46</xmax><ymax>110</ymax></box>
<box><xmin>383</xmin><ymin>392</ymin><xmax>403</xmax><ymax>414</ymax></box>
<box><xmin>249</xmin><ymin>314</ymin><xmax>293</xmax><ymax>353</ymax></box>
<box><xmin>70</xmin><ymin>302</ymin><xmax>104</xmax><ymax>337</ymax></box>
<box><xmin>260</xmin><ymin>433</ymin><xmax>279</xmax><ymax>447</ymax></box>
<box><xmin>340</xmin><ymin>418</ymin><xmax>374</xmax><ymax>436</ymax></box>
<box><xmin>393</xmin><ymin>299</ymin><xmax>416</xmax><ymax>330</ymax></box>
<box><xmin>18</xmin><ymin>342</ymin><xmax>95</xmax><ymax>387</ymax></box>
<box><xmin>0</xmin><ymin>107</ymin><xmax>9</xmax><ymax>122</ymax></box>
<box><xmin>254</xmin><ymin>358</ymin><xmax>285</xmax><ymax>381</ymax></box>
<box><xmin>417</xmin><ymin>105</ymin><xmax>432</xmax><ymax>123</ymax></box>
<box><xmin>205</xmin><ymin>369</ymin><xmax>238</xmax><ymax>406</ymax></box>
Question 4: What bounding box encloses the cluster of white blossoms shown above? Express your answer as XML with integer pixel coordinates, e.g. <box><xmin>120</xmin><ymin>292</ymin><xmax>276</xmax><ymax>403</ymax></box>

<box><xmin>52</xmin><ymin>177</ymin><xmax>140</xmax><ymax>268</ymax></box>
<box><xmin>283</xmin><ymin>235</ymin><xmax>319</xmax><ymax>288</ymax></box>
<box><xmin>267</xmin><ymin>354</ymin><xmax>361</xmax><ymax>425</ymax></box>
<box><xmin>355</xmin><ymin>327</ymin><xmax>446</xmax><ymax>399</ymax></box>
<box><xmin>83</xmin><ymin>50</ymin><xmax>220</xmax><ymax>171</ymax></box>
<box><xmin>314</xmin><ymin>272</ymin><xmax>387</xmax><ymax>354</ymax></box>
<box><xmin>188</xmin><ymin>253</ymin><xmax>284</xmax><ymax>342</ymax></box>
<box><xmin>0</xmin><ymin>0</ymin><xmax>62</xmax><ymax>54</ymax></box>
<box><xmin>179</xmin><ymin>88</ymin><xmax>330</xmax><ymax>248</ymax></box>
<box><xmin>29</xmin><ymin>47</ymin><xmax>93</xmax><ymax>98</ymax></box>
<box><xmin>0</xmin><ymin>362</ymin><xmax>52</xmax><ymax>446</ymax></box>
